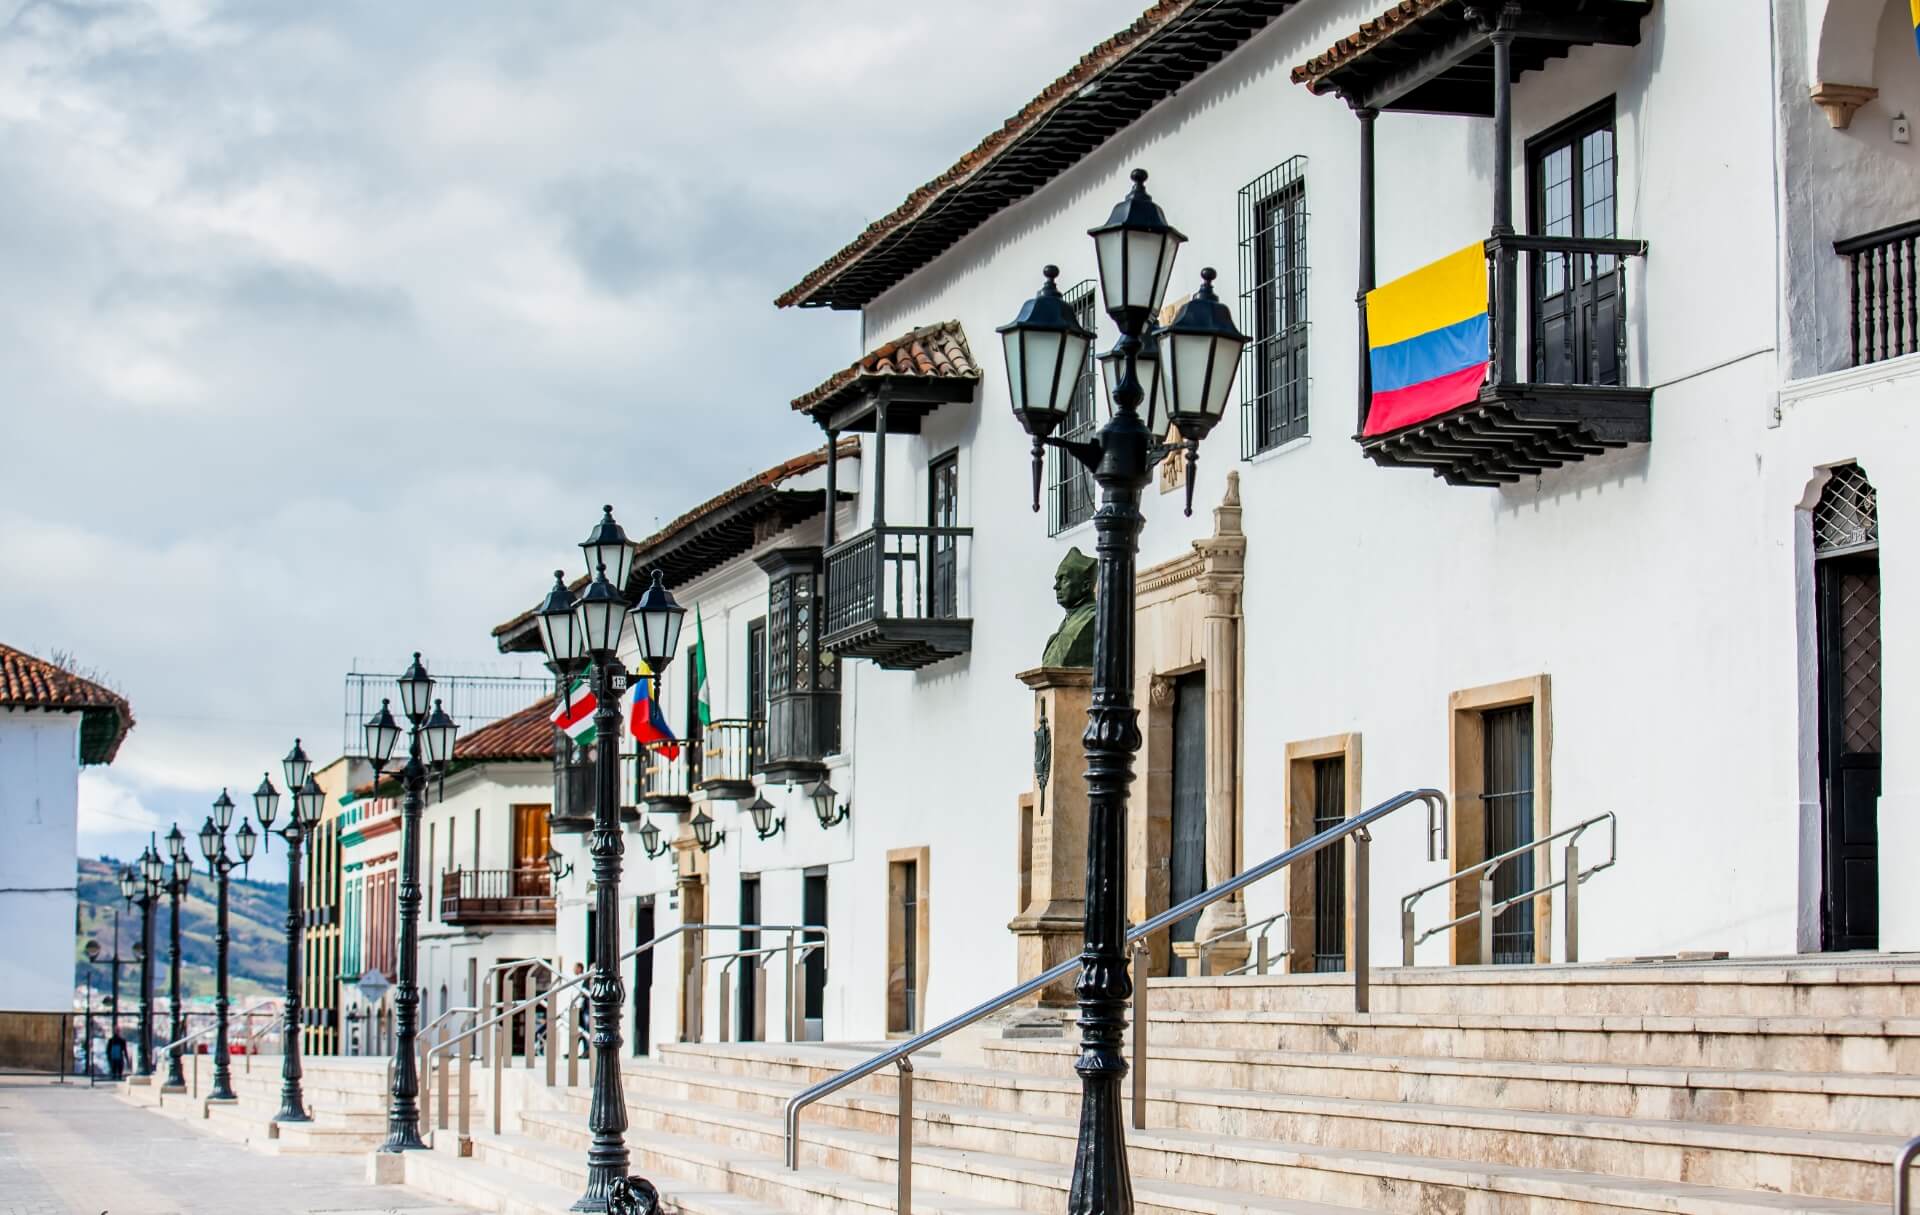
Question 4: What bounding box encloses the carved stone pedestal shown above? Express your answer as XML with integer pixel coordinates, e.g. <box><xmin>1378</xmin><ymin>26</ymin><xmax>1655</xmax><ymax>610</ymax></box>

<box><xmin>1009</xmin><ymin>666</ymin><xmax>1092</xmax><ymax>1007</ymax></box>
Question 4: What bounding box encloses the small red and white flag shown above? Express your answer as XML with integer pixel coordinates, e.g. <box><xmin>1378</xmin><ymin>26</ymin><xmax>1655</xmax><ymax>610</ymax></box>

<box><xmin>550</xmin><ymin>678</ymin><xmax>598</xmax><ymax>745</ymax></box>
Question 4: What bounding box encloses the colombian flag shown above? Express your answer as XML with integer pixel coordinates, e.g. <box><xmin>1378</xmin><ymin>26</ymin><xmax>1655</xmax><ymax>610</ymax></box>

<box><xmin>1363</xmin><ymin>242</ymin><xmax>1490</xmax><ymax>436</ymax></box>
<box><xmin>1911</xmin><ymin>0</ymin><xmax>1919</xmax><ymax>58</ymax></box>
<box><xmin>626</xmin><ymin>661</ymin><xmax>679</xmax><ymax>759</ymax></box>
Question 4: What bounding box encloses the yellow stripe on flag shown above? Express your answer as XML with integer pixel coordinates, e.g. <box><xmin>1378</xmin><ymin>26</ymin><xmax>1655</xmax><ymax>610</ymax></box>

<box><xmin>1367</xmin><ymin>243</ymin><xmax>1488</xmax><ymax>350</ymax></box>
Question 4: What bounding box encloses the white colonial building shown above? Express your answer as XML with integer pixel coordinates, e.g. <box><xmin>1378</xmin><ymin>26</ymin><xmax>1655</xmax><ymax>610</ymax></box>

<box><xmin>0</xmin><ymin>643</ymin><xmax>133</xmax><ymax>1018</ymax></box>
<box><xmin>494</xmin><ymin>0</ymin><xmax>1920</xmax><ymax>1049</ymax></box>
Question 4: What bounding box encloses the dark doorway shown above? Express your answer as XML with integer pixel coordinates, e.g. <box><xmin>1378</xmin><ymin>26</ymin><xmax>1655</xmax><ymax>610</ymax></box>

<box><xmin>802</xmin><ymin>868</ymin><xmax>828</xmax><ymax>1040</ymax></box>
<box><xmin>747</xmin><ymin>617</ymin><xmax>767</xmax><ymax>767</ymax></box>
<box><xmin>632</xmin><ymin>898</ymin><xmax>654</xmax><ymax>1056</ymax></box>
<box><xmin>1528</xmin><ymin>99</ymin><xmax>1619</xmax><ymax>386</ymax></box>
<box><xmin>738</xmin><ymin>876</ymin><xmax>761</xmax><ymax>1042</ymax></box>
<box><xmin>1312</xmin><ymin>756</ymin><xmax>1346</xmax><ymax>972</ymax></box>
<box><xmin>1168</xmin><ymin>672</ymin><xmax>1207</xmax><ymax>976</ymax></box>
<box><xmin>1814</xmin><ymin>466</ymin><xmax>1882</xmax><ymax>950</ymax></box>
<box><xmin>1482</xmin><ymin>705</ymin><xmax>1536</xmax><ymax>964</ymax></box>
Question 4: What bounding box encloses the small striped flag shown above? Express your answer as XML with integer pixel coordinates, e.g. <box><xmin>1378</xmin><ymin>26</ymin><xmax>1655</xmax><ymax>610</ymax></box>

<box><xmin>550</xmin><ymin>677</ymin><xmax>597</xmax><ymax>745</ymax></box>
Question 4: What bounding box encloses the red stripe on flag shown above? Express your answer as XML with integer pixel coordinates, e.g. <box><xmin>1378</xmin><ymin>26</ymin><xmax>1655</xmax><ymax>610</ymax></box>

<box><xmin>1363</xmin><ymin>362</ymin><xmax>1488</xmax><ymax>436</ymax></box>
<box><xmin>552</xmin><ymin>691</ymin><xmax>596</xmax><ymax>731</ymax></box>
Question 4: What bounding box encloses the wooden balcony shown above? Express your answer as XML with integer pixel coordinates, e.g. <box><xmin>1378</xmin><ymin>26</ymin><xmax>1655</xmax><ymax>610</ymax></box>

<box><xmin>1360</xmin><ymin>235</ymin><xmax>1651</xmax><ymax>486</ymax></box>
<box><xmin>1837</xmin><ymin>217</ymin><xmax>1919</xmax><ymax>368</ymax></box>
<box><xmin>823</xmin><ymin>525</ymin><xmax>973</xmax><ymax>670</ymax></box>
<box><xmin>439</xmin><ymin>868</ymin><xmax>554</xmax><ymax>926</ymax></box>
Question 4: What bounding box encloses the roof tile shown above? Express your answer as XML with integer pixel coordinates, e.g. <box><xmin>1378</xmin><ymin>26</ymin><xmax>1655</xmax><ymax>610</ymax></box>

<box><xmin>0</xmin><ymin>642</ymin><xmax>134</xmax><ymax>764</ymax></box>
<box><xmin>791</xmin><ymin>321</ymin><xmax>978</xmax><ymax>415</ymax></box>
<box><xmin>453</xmin><ymin>695</ymin><xmax>558</xmax><ymax>762</ymax></box>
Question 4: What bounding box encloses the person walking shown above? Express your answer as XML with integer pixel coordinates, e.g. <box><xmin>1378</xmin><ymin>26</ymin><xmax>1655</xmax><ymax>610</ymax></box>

<box><xmin>105</xmin><ymin>1034</ymin><xmax>127</xmax><ymax>1079</ymax></box>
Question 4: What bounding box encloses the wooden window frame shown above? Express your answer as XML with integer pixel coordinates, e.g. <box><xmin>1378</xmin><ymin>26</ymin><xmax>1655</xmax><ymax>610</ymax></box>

<box><xmin>1283</xmin><ymin>734</ymin><xmax>1361</xmax><ymax>973</ymax></box>
<box><xmin>1447</xmin><ymin>675</ymin><xmax>1552</xmax><ymax>964</ymax></box>
<box><xmin>885</xmin><ymin>846</ymin><xmax>930</xmax><ymax>1037</ymax></box>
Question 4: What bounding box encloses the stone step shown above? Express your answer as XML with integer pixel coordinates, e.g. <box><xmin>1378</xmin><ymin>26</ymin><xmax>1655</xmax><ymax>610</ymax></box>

<box><xmin>521</xmin><ymin>1095</ymin><xmax>1877</xmax><ymax>1215</ymax></box>
<box><xmin>656</xmin><ymin>1040</ymin><xmax>1920</xmax><ymax>1137</ymax></box>
<box><xmin>610</xmin><ymin>1057</ymin><xmax>1903</xmax><ymax>1201</ymax></box>
<box><xmin>510</xmin><ymin>1108</ymin><xmax>1365</xmax><ymax>1215</ymax></box>
<box><xmin>1106</xmin><ymin>1008</ymin><xmax>1920</xmax><ymax>1073</ymax></box>
<box><xmin>1148</xmin><ymin>958</ymin><xmax>1920</xmax><ymax>1019</ymax></box>
<box><xmin>411</xmin><ymin>1138</ymin><xmax>795</xmax><ymax>1215</ymax></box>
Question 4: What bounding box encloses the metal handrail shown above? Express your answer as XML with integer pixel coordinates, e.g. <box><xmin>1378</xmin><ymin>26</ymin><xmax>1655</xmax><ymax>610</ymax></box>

<box><xmin>158</xmin><ymin>1001</ymin><xmax>278</xmax><ymax>1054</ymax></box>
<box><xmin>1894</xmin><ymin>1134</ymin><xmax>1920</xmax><ymax>1214</ymax></box>
<box><xmin>1401</xmin><ymin>811</ymin><xmax>1617</xmax><ymax>965</ymax></box>
<box><xmin>783</xmin><ymin>787</ymin><xmax>1447</xmax><ymax>1186</ymax></box>
<box><xmin>1194</xmin><ymin>910</ymin><xmax>1288</xmax><ymax>978</ymax></box>
<box><xmin>424</xmin><ymin>922</ymin><xmax>827</xmax><ymax>1143</ymax></box>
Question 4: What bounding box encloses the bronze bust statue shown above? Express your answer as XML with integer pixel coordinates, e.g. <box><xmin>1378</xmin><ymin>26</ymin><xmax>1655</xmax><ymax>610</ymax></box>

<box><xmin>1040</xmin><ymin>547</ymin><xmax>1097</xmax><ymax>668</ymax></box>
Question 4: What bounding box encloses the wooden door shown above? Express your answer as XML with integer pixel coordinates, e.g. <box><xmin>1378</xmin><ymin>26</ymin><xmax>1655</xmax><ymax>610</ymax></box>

<box><xmin>738</xmin><ymin>877</ymin><xmax>761</xmax><ymax>1042</ymax></box>
<box><xmin>1311</xmin><ymin>756</ymin><xmax>1347</xmax><ymax>972</ymax></box>
<box><xmin>511</xmin><ymin>804</ymin><xmax>551</xmax><ymax>896</ymax></box>
<box><xmin>1818</xmin><ymin>554</ymin><xmax>1882</xmax><ymax>951</ymax></box>
<box><xmin>1529</xmin><ymin>102</ymin><xmax>1620</xmax><ymax>386</ymax></box>
<box><xmin>1169</xmin><ymin>673</ymin><xmax>1207</xmax><ymax>977</ymax></box>
<box><xmin>632</xmin><ymin>899</ymin><xmax>654</xmax><ymax>1056</ymax></box>
<box><xmin>928</xmin><ymin>453</ymin><xmax>960</xmax><ymax>619</ymax></box>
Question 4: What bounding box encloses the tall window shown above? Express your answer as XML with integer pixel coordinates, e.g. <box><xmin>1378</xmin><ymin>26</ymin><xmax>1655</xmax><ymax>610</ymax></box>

<box><xmin>1239</xmin><ymin>156</ymin><xmax>1310</xmax><ymax>456</ymax></box>
<box><xmin>746</xmin><ymin>616</ymin><xmax>767</xmax><ymax>766</ymax></box>
<box><xmin>1047</xmin><ymin>279</ymin><xmax>1099</xmax><ymax>534</ymax></box>
<box><xmin>1529</xmin><ymin>100</ymin><xmax>1619</xmax><ymax>385</ymax></box>
<box><xmin>768</xmin><ymin>562</ymin><xmax>840</xmax><ymax>759</ymax></box>
<box><xmin>928</xmin><ymin>452</ymin><xmax>961</xmax><ymax>619</ymax></box>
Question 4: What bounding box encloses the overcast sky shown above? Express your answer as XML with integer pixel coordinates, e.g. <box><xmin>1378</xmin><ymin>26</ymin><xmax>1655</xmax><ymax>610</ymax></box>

<box><xmin>0</xmin><ymin>0</ymin><xmax>1144</xmax><ymax>866</ymax></box>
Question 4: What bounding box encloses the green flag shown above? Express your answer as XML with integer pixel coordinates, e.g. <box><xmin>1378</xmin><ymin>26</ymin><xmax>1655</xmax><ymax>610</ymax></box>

<box><xmin>691</xmin><ymin>607</ymin><xmax>711</xmax><ymax>727</ymax></box>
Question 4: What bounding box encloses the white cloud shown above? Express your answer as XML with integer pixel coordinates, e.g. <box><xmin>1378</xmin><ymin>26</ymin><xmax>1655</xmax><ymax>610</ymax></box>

<box><xmin>76</xmin><ymin>769</ymin><xmax>166</xmax><ymax>839</ymax></box>
<box><xmin>1</xmin><ymin>0</ymin><xmax>1148</xmax><ymax>857</ymax></box>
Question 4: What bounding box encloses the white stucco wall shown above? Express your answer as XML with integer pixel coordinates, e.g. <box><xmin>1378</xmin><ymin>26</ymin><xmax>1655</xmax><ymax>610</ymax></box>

<box><xmin>539</xmin><ymin>0</ymin><xmax>1917</xmax><ymax>1049</ymax></box>
<box><xmin>0</xmin><ymin>710</ymin><xmax>83</xmax><ymax>1012</ymax></box>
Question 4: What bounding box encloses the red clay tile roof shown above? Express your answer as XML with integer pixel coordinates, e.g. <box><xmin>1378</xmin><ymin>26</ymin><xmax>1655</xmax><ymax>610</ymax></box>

<box><xmin>776</xmin><ymin>0</ymin><xmax>1296</xmax><ymax>311</ymax></box>
<box><xmin>0</xmin><ymin>642</ymin><xmax>134</xmax><ymax>765</ymax></box>
<box><xmin>1290</xmin><ymin>0</ymin><xmax>1448</xmax><ymax>92</ymax></box>
<box><xmin>490</xmin><ymin>438</ymin><xmax>859</xmax><ymax>642</ymax></box>
<box><xmin>791</xmin><ymin>322</ymin><xmax>978</xmax><ymax>414</ymax></box>
<box><xmin>454</xmin><ymin>695</ymin><xmax>557</xmax><ymax>762</ymax></box>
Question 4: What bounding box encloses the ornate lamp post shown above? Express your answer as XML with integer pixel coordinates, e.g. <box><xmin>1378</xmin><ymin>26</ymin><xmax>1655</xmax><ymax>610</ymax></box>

<box><xmin>998</xmin><ymin>168</ymin><xmax>1247</xmax><ymax>1214</ymax></box>
<box><xmin>161</xmin><ymin>826</ymin><xmax>193</xmax><ymax>1092</ymax></box>
<box><xmin>533</xmin><ymin>506</ymin><xmax>683</xmax><ymax>1212</ymax></box>
<box><xmin>255</xmin><ymin>742</ymin><xmax>327</xmax><ymax>1122</ymax></box>
<box><xmin>363</xmin><ymin>660</ymin><xmax>458</xmax><ymax>1154</ymax></box>
<box><xmin>198</xmin><ymin>790</ymin><xmax>259</xmax><ymax>1102</ymax></box>
<box><xmin>121</xmin><ymin>842</ymin><xmax>164</xmax><ymax>1076</ymax></box>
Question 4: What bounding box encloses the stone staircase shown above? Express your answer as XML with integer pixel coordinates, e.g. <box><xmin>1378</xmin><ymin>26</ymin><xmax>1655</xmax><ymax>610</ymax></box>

<box><xmin>118</xmin><ymin>1052</ymin><xmax>391</xmax><ymax>1155</ymax></box>
<box><xmin>394</xmin><ymin>957</ymin><xmax>1920</xmax><ymax>1214</ymax></box>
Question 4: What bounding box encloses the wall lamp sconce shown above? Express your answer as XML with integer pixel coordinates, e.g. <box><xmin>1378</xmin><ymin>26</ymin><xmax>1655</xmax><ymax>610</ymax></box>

<box><xmin>691</xmin><ymin>808</ymin><xmax>726</xmax><ymax>853</ymax></box>
<box><xmin>748</xmin><ymin>792</ymin><xmax>784</xmax><ymax>841</ymax></box>
<box><xmin>638</xmin><ymin>816</ymin><xmax>670</xmax><ymax>860</ymax></box>
<box><xmin>545</xmin><ymin>846</ymin><xmax>573</xmax><ymax>883</ymax></box>
<box><xmin>810</xmin><ymin>778</ymin><xmax>850</xmax><ymax>829</ymax></box>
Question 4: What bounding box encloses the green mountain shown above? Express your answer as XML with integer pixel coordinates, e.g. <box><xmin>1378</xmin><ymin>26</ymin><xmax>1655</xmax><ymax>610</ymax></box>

<box><xmin>75</xmin><ymin>854</ymin><xmax>291</xmax><ymax>1001</ymax></box>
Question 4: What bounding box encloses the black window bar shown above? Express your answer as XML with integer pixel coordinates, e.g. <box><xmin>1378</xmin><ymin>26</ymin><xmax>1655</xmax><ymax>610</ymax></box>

<box><xmin>1311</xmin><ymin>755</ymin><xmax>1346</xmax><ymax>972</ymax></box>
<box><xmin>1046</xmin><ymin>278</ymin><xmax>1099</xmax><ymax>535</ymax></box>
<box><xmin>1238</xmin><ymin>156</ymin><xmax>1310</xmax><ymax>458</ymax></box>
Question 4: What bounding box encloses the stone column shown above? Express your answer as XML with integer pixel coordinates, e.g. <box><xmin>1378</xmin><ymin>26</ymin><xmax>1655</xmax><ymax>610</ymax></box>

<box><xmin>1190</xmin><ymin>473</ymin><xmax>1248</xmax><ymax>973</ymax></box>
<box><xmin>1009</xmin><ymin>666</ymin><xmax>1093</xmax><ymax>1006</ymax></box>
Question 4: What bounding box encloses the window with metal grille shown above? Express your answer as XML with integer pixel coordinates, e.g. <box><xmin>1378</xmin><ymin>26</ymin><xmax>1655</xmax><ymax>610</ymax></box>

<box><xmin>1046</xmin><ymin>279</ymin><xmax>1099</xmax><ymax>534</ymax></box>
<box><xmin>1814</xmin><ymin>463</ymin><xmax>1878</xmax><ymax>557</ymax></box>
<box><xmin>1238</xmin><ymin>157</ymin><xmax>1310</xmax><ymax>457</ymax></box>
<box><xmin>1482</xmin><ymin>704</ymin><xmax>1535</xmax><ymax>965</ymax></box>
<box><xmin>1311</xmin><ymin>755</ymin><xmax>1346</xmax><ymax>972</ymax></box>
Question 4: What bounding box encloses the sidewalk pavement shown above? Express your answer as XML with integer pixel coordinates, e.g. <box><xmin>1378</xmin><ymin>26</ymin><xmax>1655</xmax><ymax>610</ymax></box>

<box><xmin>0</xmin><ymin>1075</ymin><xmax>476</xmax><ymax>1215</ymax></box>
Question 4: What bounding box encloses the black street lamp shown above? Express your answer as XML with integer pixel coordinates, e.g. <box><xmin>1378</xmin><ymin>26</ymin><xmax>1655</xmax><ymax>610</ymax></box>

<box><xmin>198</xmin><ymin>789</ymin><xmax>258</xmax><ymax>1102</ymax></box>
<box><xmin>636</xmin><ymin>817</ymin><xmax>668</xmax><ymax>861</ymax></box>
<box><xmin>533</xmin><ymin>506</ymin><xmax>682</xmax><ymax>1212</ymax></box>
<box><xmin>161</xmin><ymin>826</ymin><xmax>192</xmax><ymax>1092</ymax></box>
<box><xmin>365</xmin><ymin>656</ymin><xmax>458</xmax><ymax>1154</ymax></box>
<box><xmin>257</xmin><ymin>741</ymin><xmax>326</xmax><ymax>1123</ymax></box>
<box><xmin>690</xmin><ymin>808</ymin><xmax>725</xmax><ymax>853</ymax></box>
<box><xmin>998</xmin><ymin>167</ymin><xmax>1247</xmax><ymax>1214</ymax></box>
<box><xmin>807</xmin><ymin>779</ymin><xmax>849</xmax><ymax>830</ymax></box>
<box><xmin>122</xmin><ymin>841</ymin><xmax>163</xmax><ymax>1077</ymax></box>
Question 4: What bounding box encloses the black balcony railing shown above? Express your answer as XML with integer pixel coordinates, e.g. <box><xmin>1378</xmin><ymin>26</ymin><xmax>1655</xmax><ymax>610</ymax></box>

<box><xmin>822</xmin><ymin>525</ymin><xmax>973</xmax><ymax>670</ymax></box>
<box><xmin>765</xmin><ymin>691</ymin><xmax>840</xmax><ymax>781</ymax></box>
<box><xmin>1837</xmin><ymin>218</ymin><xmax>1919</xmax><ymax>368</ymax></box>
<box><xmin>1361</xmin><ymin>233</ymin><xmax>1651</xmax><ymax>487</ymax></box>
